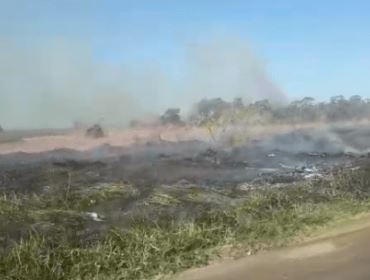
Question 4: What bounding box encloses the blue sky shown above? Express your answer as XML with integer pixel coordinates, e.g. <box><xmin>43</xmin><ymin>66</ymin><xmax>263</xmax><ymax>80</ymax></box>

<box><xmin>1</xmin><ymin>0</ymin><xmax>370</xmax><ymax>126</ymax></box>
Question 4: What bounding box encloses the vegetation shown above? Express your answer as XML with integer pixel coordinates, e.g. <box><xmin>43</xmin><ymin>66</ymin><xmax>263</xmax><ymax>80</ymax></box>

<box><xmin>160</xmin><ymin>108</ymin><xmax>184</xmax><ymax>125</ymax></box>
<box><xmin>190</xmin><ymin>95</ymin><xmax>370</xmax><ymax>126</ymax></box>
<box><xmin>1</xmin><ymin>168</ymin><xmax>370</xmax><ymax>279</ymax></box>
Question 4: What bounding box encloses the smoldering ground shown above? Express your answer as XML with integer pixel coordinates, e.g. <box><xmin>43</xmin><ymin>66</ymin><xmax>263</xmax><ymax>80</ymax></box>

<box><xmin>1</xmin><ymin>113</ymin><xmax>370</xmax><ymax>254</ymax></box>
<box><xmin>2</xmin><ymin>123</ymin><xmax>370</xmax><ymax>189</ymax></box>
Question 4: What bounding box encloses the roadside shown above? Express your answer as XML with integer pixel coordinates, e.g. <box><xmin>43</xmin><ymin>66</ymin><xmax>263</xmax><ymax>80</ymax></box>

<box><xmin>177</xmin><ymin>213</ymin><xmax>370</xmax><ymax>280</ymax></box>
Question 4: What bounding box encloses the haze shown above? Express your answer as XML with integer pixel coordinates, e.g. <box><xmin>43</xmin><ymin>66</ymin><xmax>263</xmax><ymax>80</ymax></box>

<box><xmin>1</xmin><ymin>0</ymin><xmax>369</xmax><ymax>128</ymax></box>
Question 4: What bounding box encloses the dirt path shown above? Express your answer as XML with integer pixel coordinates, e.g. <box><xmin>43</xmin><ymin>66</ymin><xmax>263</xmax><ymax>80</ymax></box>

<box><xmin>178</xmin><ymin>217</ymin><xmax>370</xmax><ymax>280</ymax></box>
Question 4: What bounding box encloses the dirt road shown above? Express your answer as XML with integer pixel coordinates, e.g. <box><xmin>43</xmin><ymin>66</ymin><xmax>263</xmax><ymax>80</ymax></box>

<box><xmin>178</xmin><ymin>222</ymin><xmax>370</xmax><ymax>280</ymax></box>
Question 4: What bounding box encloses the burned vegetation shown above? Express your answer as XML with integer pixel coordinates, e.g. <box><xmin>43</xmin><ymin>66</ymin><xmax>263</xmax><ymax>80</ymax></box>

<box><xmin>85</xmin><ymin>124</ymin><xmax>105</xmax><ymax>138</ymax></box>
<box><xmin>2</xmin><ymin>96</ymin><xmax>370</xmax><ymax>279</ymax></box>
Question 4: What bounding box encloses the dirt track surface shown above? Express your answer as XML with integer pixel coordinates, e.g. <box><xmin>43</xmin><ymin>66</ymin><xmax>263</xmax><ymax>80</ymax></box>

<box><xmin>178</xmin><ymin>224</ymin><xmax>370</xmax><ymax>280</ymax></box>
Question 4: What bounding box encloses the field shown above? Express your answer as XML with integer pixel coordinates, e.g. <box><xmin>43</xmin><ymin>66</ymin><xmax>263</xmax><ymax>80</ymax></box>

<box><xmin>1</xmin><ymin>123</ymin><xmax>370</xmax><ymax>279</ymax></box>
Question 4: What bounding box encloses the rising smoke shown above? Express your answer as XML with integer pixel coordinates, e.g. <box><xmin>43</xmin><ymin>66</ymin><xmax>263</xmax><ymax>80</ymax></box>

<box><xmin>181</xmin><ymin>38</ymin><xmax>285</xmax><ymax>107</ymax></box>
<box><xmin>0</xmin><ymin>37</ymin><xmax>284</xmax><ymax>129</ymax></box>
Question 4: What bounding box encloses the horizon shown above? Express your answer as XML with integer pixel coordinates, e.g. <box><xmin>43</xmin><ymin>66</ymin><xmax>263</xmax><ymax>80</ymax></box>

<box><xmin>1</xmin><ymin>0</ymin><xmax>370</xmax><ymax>128</ymax></box>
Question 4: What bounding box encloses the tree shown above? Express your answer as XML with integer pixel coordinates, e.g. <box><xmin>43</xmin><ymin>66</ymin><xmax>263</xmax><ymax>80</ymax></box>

<box><xmin>233</xmin><ymin>97</ymin><xmax>244</xmax><ymax>109</ymax></box>
<box><xmin>300</xmin><ymin>97</ymin><xmax>315</xmax><ymax>106</ymax></box>
<box><xmin>330</xmin><ymin>95</ymin><xmax>345</xmax><ymax>104</ymax></box>
<box><xmin>160</xmin><ymin>108</ymin><xmax>183</xmax><ymax>125</ymax></box>
<box><xmin>254</xmin><ymin>99</ymin><xmax>272</xmax><ymax>111</ymax></box>
<box><xmin>195</xmin><ymin>98</ymin><xmax>229</xmax><ymax>119</ymax></box>
<box><xmin>349</xmin><ymin>95</ymin><xmax>362</xmax><ymax>103</ymax></box>
<box><xmin>85</xmin><ymin>124</ymin><xmax>105</xmax><ymax>138</ymax></box>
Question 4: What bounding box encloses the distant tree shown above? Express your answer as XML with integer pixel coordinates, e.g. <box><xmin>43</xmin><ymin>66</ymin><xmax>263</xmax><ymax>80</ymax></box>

<box><xmin>189</xmin><ymin>95</ymin><xmax>370</xmax><ymax>126</ymax></box>
<box><xmin>233</xmin><ymin>97</ymin><xmax>244</xmax><ymax>109</ymax></box>
<box><xmin>254</xmin><ymin>99</ymin><xmax>272</xmax><ymax>111</ymax></box>
<box><xmin>195</xmin><ymin>98</ymin><xmax>229</xmax><ymax>119</ymax></box>
<box><xmin>300</xmin><ymin>97</ymin><xmax>315</xmax><ymax>106</ymax></box>
<box><xmin>347</xmin><ymin>95</ymin><xmax>367</xmax><ymax>119</ymax></box>
<box><xmin>85</xmin><ymin>124</ymin><xmax>105</xmax><ymax>138</ymax></box>
<box><xmin>160</xmin><ymin>108</ymin><xmax>183</xmax><ymax>125</ymax></box>
<box><xmin>330</xmin><ymin>95</ymin><xmax>345</xmax><ymax>104</ymax></box>
<box><xmin>349</xmin><ymin>95</ymin><xmax>362</xmax><ymax>103</ymax></box>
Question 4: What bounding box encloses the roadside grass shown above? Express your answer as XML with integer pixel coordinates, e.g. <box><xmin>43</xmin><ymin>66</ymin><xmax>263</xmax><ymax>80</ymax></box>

<box><xmin>1</xmin><ymin>168</ymin><xmax>370</xmax><ymax>279</ymax></box>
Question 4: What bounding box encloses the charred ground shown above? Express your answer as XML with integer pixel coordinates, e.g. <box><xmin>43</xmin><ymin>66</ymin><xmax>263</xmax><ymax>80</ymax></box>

<box><xmin>2</xmin><ymin>98</ymin><xmax>370</xmax><ymax>279</ymax></box>
<box><xmin>0</xmin><ymin>124</ymin><xmax>369</xmax><ymax>244</ymax></box>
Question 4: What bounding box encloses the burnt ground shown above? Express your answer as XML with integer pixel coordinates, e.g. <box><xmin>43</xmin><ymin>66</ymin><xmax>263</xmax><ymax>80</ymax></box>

<box><xmin>0</xmin><ymin>139</ymin><xmax>356</xmax><ymax>194</ymax></box>
<box><xmin>1</xmin><ymin>124</ymin><xmax>370</xmax><ymax>246</ymax></box>
<box><xmin>1</xmin><ymin>124</ymin><xmax>369</xmax><ymax>191</ymax></box>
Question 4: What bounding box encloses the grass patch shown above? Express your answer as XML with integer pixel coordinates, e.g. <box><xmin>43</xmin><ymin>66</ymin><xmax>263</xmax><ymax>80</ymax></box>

<box><xmin>1</xmin><ymin>168</ymin><xmax>370</xmax><ymax>279</ymax></box>
<box><xmin>149</xmin><ymin>192</ymin><xmax>181</xmax><ymax>206</ymax></box>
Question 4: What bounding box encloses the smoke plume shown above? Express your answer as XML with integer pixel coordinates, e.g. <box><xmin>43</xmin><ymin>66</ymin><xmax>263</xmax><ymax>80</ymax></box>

<box><xmin>0</xmin><ymin>37</ymin><xmax>284</xmax><ymax>129</ymax></box>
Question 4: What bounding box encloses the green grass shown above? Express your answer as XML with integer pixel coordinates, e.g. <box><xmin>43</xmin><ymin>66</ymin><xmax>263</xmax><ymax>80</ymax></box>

<box><xmin>1</xmin><ymin>168</ymin><xmax>370</xmax><ymax>279</ymax></box>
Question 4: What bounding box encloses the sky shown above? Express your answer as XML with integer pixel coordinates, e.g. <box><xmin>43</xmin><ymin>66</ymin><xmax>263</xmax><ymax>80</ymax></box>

<box><xmin>1</xmin><ymin>0</ymin><xmax>370</xmax><ymax>128</ymax></box>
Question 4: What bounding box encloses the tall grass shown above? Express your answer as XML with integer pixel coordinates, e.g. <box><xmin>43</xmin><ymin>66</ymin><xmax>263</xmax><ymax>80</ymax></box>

<box><xmin>1</xmin><ymin>168</ymin><xmax>370</xmax><ymax>279</ymax></box>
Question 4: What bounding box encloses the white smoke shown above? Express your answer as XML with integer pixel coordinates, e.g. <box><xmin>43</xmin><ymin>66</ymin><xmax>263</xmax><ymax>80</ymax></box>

<box><xmin>0</xmin><ymin>37</ymin><xmax>285</xmax><ymax>129</ymax></box>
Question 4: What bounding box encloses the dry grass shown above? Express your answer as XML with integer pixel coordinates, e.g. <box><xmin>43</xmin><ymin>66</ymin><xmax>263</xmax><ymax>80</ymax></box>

<box><xmin>1</xmin><ymin>168</ymin><xmax>370</xmax><ymax>279</ymax></box>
